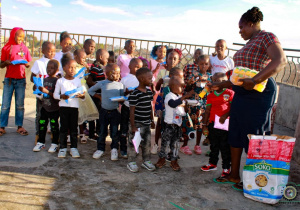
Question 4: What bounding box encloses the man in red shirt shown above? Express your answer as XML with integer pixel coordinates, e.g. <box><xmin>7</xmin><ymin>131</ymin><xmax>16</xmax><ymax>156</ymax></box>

<box><xmin>201</xmin><ymin>73</ymin><xmax>234</xmax><ymax>178</ymax></box>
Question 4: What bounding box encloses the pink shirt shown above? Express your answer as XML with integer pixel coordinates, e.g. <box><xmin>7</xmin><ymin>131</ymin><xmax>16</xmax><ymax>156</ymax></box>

<box><xmin>150</xmin><ymin>59</ymin><xmax>165</xmax><ymax>84</ymax></box>
<box><xmin>1</xmin><ymin>44</ymin><xmax>32</xmax><ymax>79</ymax></box>
<box><xmin>117</xmin><ymin>54</ymin><xmax>133</xmax><ymax>78</ymax></box>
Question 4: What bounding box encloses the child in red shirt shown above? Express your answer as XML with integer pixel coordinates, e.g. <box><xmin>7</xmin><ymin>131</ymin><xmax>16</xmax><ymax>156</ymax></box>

<box><xmin>0</xmin><ymin>27</ymin><xmax>32</xmax><ymax>136</ymax></box>
<box><xmin>201</xmin><ymin>73</ymin><xmax>234</xmax><ymax>178</ymax></box>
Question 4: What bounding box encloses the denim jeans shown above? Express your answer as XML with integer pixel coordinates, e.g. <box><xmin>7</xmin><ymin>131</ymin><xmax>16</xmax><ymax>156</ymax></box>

<box><xmin>97</xmin><ymin>108</ymin><xmax>120</xmax><ymax>151</ymax></box>
<box><xmin>0</xmin><ymin>78</ymin><xmax>26</xmax><ymax>127</ymax></box>
<box><xmin>120</xmin><ymin>104</ymin><xmax>130</xmax><ymax>153</ymax></box>
<box><xmin>127</xmin><ymin>122</ymin><xmax>151</xmax><ymax>163</ymax></box>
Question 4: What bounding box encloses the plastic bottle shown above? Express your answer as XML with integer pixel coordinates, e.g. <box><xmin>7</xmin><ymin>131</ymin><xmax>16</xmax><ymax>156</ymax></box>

<box><xmin>199</xmin><ymin>86</ymin><xmax>210</xmax><ymax>98</ymax></box>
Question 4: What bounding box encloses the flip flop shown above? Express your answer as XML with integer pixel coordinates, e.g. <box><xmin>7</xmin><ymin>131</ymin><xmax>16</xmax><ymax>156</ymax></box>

<box><xmin>232</xmin><ymin>182</ymin><xmax>243</xmax><ymax>192</ymax></box>
<box><xmin>17</xmin><ymin>127</ymin><xmax>28</xmax><ymax>136</ymax></box>
<box><xmin>213</xmin><ymin>177</ymin><xmax>236</xmax><ymax>184</ymax></box>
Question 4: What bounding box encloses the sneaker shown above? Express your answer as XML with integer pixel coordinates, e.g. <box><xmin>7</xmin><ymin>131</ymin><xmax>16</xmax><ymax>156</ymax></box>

<box><xmin>127</xmin><ymin>162</ymin><xmax>139</xmax><ymax>173</ymax></box>
<box><xmin>120</xmin><ymin>151</ymin><xmax>128</xmax><ymax>159</ymax></box>
<box><xmin>111</xmin><ymin>148</ymin><xmax>118</xmax><ymax>161</ymax></box>
<box><xmin>221</xmin><ymin>168</ymin><xmax>231</xmax><ymax>177</ymax></box>
<box><xmin>201</xmin><ymin>163</ymin><xmax>217</xmax><ymax>171</ymax></box>
<box><xmin>141</xmin><ymin>161</ymin><xmax>156</xmax><ymax>171</ymax></box>
<box><xmin>151</xmin><ymin>144</ymin><xmax>159</xmax><ymax>154</ymax></box>
<box><xmin>93</xmin><ymin>150</ymin><xmax>104</xmax><ymax>159</ymax></box>
<box><xmin>194</xmin><ymin>145</ymin><xmax>202</xmax><ymax>155</ymax></box>
<box><xmin>180</xmin><ymin>146</ymin><xmax>192</xmax><ymax>155</ymax></box>
<box><xmin>48</xmin><ymin>144</ymin><xmax>58</xmax><ymax>153</ymax></box>
<box><xmin>33</xmin><ymin>142</ymin><xmax>45</xmax><ymax>152</ymax></box>
<box><xmin>58</xmin><ymin>148</ymin><xmax>67</xmax><ymax>158</ymax></box>
<box><xmin>70</xmin><ymin>148</ymin><xmax>80</xmax><ymax>158</ymax></box>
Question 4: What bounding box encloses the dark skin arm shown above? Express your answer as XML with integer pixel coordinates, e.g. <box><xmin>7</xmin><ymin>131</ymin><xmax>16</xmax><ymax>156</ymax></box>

<box><xmin>155</xmin><ymin>78</ymin><xmax>163</xmax><ymax>91</ymax></box>
<box><xmin>240</xmin><ymin>43</ymin><xmax>287</xmax><ymax>90</ymax></box>
<box><xmin>92</xmin><ymin>93</ymin><xmax>102</xmax><ymax>100</ymax></box>
<box><xmin>0</xmin><ymin>60</ymin><xmax>11</xmax><ymax>68</ymax></box>
<box><xmin>86</xmin><ymin>75</ymin><xmax>96</xmax><ymax>87</ymax></box>
<box><xmin>30</xmin><ymin>73</ymin><xmax>37</xmax><ymax>83</ymax></box>
<box><xmin>38</xmin><ymin>86</ymin><xmax>54</xmax><ymax>98</ymax></box>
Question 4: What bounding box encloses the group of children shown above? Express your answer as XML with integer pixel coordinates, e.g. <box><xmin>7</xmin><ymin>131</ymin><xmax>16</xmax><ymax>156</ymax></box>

<box><xmin>1</xmin><ymin>28</ymin><xmax>235</xmax><ymax>177</ymax></box>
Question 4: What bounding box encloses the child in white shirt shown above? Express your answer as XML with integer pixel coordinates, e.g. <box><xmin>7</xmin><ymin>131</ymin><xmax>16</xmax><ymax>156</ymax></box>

<box><xmin>54</xmin><ymin>54</ymin><xmax>85</xmax><ymax>158</ymax></box>
<box><xmin>210</xmin><ymin>39</ymin><xmax>234</xmax><ymax>75</ymax></box>
<box><xmin>30</xmin><ymin>41</ymin><xmax>56</xmax><ymax>142</ymax></box>
<box><xmin>155</xmin><ymin>76</ymin><xmax>194</xmax><ymax>171</ymax></box>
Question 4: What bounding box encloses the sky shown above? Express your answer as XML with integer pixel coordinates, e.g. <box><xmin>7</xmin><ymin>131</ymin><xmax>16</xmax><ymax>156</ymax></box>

<box><xmin>2</xmin><ymin>0</ymin><xmax>300</xmax><ymax>54</ymax></box>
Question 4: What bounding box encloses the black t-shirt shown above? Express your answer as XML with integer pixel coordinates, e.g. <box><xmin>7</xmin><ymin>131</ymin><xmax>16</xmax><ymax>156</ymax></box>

<box><xmin>42</xmin><ymin>77</ymin><xmax>59</xmax><ymax>112</ymax></box>
<box><xmin>128</xmin><ymin>88</ymin><xmax>153</xmax><ymax>125</ymax></box>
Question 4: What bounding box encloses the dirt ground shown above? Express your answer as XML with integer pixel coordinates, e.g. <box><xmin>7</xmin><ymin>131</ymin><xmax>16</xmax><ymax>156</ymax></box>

<box><xmin>0</xmin><ymin>96</ymin><xmax>299</xmax><ymax>210</ymax></box>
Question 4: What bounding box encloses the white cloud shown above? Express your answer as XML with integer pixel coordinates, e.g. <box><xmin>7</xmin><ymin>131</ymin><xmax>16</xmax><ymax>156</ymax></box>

<box><xmin>17</xmin><ymin>0</ymin><xmax>51</xmax><ymax>7</ymax></box>
<box><xmin>12</xmin><ymin>6</ymin><xmax>18</xmax><ymax>9</ymax></box>
<box><xmin>70</xmin><ymin>0</ymin><xmax>132</xmax><ymax>16</ymax></box>
<box><xmin>2</xmin><ymin>14</ymin><xmax>23</xmax><ymax>22</ymax></box>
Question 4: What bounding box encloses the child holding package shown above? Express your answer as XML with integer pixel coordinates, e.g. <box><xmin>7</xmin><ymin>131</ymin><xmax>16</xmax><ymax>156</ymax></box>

<box><xmin>152</xmin><ymin>48</ymin><xmax>182</xmax><ymax>154</ymax></box>
<box><xmin>127</xmin><ymin>68</ymin><xmax>155</xmax><ymax>173</ymax></box>
<box><xmin>31</xmin><ymin>41</ymin><xmax>56</xmax><ymax>142</ymax></box>
<box><xmin>54</xmin><ymin>31</ymin><xmax>73</xmax><ymax>76</ymax></box>
<box><xmin>86</xmin><ymin>49</ymin><xmax>109</xmax><ymax>141</ymax></box>
<box><xmin>0</xmin><ymin>27</ymin><xmax>32</xmax><ymax>136</ymax></box>
<box><xmin>88</xmin><ymin>64</ymin><xmax>124</xmax><ymax>161</ymax></box>
<box><xmin>54</xmin><ymin>54</ymin><xmax>85</xmax><ymax>158</ymax></box>
<box><xmin>180</xmin><ymin>55</ymin><xmax>212</xmax><ymax>155</ymax></box>
<box><xmin>210</xmin><ymin>39</ymin><xmax>234</xmax><ymax>75</ymax></box>
<box><xmin>120</xmin><ymin>58</ymin><xmax>143</xmax><ymax>158</ymax></box>
<box><xmin>117</xmin><ymin>40</ymin><xmax>136</xmax><ymax>78</ymax></box>
<box><xmin>73</xmin><ymin>49</ymin><xmax>99</xmax><ymax>144</ymax></box>
<box><xmin>33</xmin><ymin>60</ymin><xmax>60</xmax><ymax>153</ymax></box>
<box><xmin>155</xmin><ymin>76</ymin><xmax>194</xmax><ymax>171</ymax></box>
<box><xmin>201</xmin><ymin>73</ymin><xmax>234</xmax><ymax>178</ymax></box>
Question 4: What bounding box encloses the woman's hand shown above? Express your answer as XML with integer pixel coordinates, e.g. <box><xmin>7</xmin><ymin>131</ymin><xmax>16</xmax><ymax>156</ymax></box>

<box><xmin>239</xmin><ymin>78</ymin><xmax>255</xmax><ymax>90</ymax></box>
<box><xmin>25</xmin><ymin>63</ymin><xmax>30</xmax><ymax>68</ymax></box>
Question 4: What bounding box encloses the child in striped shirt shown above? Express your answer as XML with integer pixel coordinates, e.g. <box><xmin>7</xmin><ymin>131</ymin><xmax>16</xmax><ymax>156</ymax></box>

<box><xmin>127</xmin><ymin>68</ymin><xmax>155</xmax><ymax>173</ymax></box>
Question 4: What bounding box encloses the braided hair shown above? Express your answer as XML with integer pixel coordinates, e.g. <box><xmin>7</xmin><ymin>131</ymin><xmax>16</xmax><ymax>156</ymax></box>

<box><xmin>241</xmin><ymin>7</ymin><xmax>263</xmax><ymax>24</ymax></box>
<box><xmin>150</xmin><ymin>45</ymin><xmax>168</xmax><ymax>59</ymax></box>
<box><xmin>166</xmin><ymin>48</ymin><xmax>182</xmax><ymax>59</ymax></box>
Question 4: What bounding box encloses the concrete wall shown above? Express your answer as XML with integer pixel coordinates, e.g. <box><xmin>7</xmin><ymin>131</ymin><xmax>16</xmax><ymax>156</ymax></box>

<box><xmin>275</xmin><ymin>83</ymin><xmax>300</xmax><ymax>130</ymax></box>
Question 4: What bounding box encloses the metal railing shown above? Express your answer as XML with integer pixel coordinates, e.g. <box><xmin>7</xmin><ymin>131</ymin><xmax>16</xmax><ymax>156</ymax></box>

<box><xmin>1</xmin><ymin>28</ymin><xmax>299</xmax><ymax>87</ymax></box>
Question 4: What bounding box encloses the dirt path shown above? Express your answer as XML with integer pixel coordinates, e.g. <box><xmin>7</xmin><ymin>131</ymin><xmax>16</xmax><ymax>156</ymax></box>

<box><xmin>0</xmin><ymin>97</ymin><xmax>298</xmax><ymax>209</ymax></box>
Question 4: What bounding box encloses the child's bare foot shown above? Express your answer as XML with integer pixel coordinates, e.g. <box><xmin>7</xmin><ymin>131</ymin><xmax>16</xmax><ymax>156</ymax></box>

<box><xmin>216</xmin><ymin>175</ymin><xmax>240</xmax><ymax>184</ymax></box>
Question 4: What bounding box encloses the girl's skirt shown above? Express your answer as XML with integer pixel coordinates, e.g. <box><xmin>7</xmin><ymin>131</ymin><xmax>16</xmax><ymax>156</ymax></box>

<box><xmin>78</xmin><ymin>84</ymin><xmax>99</xmax><ymax>125</ymax></box>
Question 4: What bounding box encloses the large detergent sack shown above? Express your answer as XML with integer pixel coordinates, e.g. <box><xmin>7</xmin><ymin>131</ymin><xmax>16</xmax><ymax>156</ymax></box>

<box><xmin>243</xmin><ymin>134</ymin><xmax>295</xmax><ymax>204</ymax></box>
